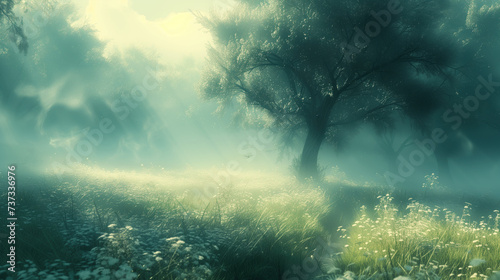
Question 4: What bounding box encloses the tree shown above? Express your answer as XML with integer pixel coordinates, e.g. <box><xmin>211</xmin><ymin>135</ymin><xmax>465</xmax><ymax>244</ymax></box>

<box><xmin>199</xmin><ymin>0</ymin><xmax>458</xmax><ymax>180</ymax></box>
<box><xmin>1</xmin><ymin>0</ymin><xmax>28</xmax><ymax>54</ymax></box>
<box><xmin>397</xmin><ymin>0</ymin><xmax>500</xmax><ymax>186</ymax></box>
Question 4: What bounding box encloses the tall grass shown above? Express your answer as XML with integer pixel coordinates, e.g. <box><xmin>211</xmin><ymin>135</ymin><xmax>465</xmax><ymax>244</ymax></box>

<box><xmin>3</xmin><ymin>167</ymin><xmax>499</xmax><ymax>279</ymax></box>
<box><xmin>323</xmin><ymin>194</ymin><xmax>500</xmax><ymax>280</ymax></box>
<box><xmin>0</xmin><ymin>169</ymin><xmax>331</xmax><ymax>280</ymax></box>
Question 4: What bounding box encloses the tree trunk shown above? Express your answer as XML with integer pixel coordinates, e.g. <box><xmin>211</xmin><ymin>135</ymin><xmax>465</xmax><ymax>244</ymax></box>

<box><xmin>298</xmin><ymin>120</ymin><xmax>327</xmax><ymax>180</ymax></box>
<box><xmin>298</xmin><ymin>94</ymin><xmax>336</xmax><ymax>181</ymax></box>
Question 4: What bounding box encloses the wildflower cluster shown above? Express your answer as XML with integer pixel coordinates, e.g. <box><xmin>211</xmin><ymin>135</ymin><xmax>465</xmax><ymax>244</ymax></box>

<box><xmin>319</xmin><ymin>195</ymin><xmax>500</xmax><ymax>280</ymax></box>
<box><xmin>422</xmin><ymin>173</ymin><xmax>446</xmax><ymax>191</ymax></box>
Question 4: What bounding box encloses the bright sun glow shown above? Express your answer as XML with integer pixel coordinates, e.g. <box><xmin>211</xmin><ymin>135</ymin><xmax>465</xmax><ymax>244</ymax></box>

<box><xmin>3</xmin><ymin>0</ymin><xmax>500</xmax><ymax>278</ymax></box>
<box><xmin>76</xmin><ymin>0</ymin><xmax>210</xmax><ymax>64</ymax></box>
<box><xmin>157</xmin><ymin>12</ymin><xmax>195</xmax><ymax>36</ymax></box>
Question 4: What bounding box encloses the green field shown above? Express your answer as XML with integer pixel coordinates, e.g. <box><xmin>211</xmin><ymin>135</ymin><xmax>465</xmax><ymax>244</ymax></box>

<box><xmin>1</xmin><ymin>167</ymin><xmax>499</xmax><ymax>280</ymax></box>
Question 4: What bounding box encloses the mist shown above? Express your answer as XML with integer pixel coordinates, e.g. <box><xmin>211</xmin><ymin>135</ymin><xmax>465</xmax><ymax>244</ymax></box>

<box><xmin>1</xmin><ymin>0</ymin><xmax>500</xmax><ymax>279</ymax></box>
<box><xmin>0</xmin><ymin>0</ymin><xmax>498</xmax><ymax>194</ymax></box>
<box><xmin>0</xmin><ymin>0</ymin><xmax>281</xmax><ymax>175</ymax></box>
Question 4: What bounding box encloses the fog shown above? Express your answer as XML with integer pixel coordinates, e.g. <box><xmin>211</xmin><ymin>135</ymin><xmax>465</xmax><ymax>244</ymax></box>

<box><xmin>1</xmin><ymin>0</ymin><xmax>500</xmax><ymax>197</ymax></box>
<box><xmin>1</xmin><ymin>0</ymin><xmax>276</xmax><ymax>173</ymax></box>
<box><xmin>2</xmin><ymin>1</ymin><xmax>500</xmax><ymax>279</ymax></box>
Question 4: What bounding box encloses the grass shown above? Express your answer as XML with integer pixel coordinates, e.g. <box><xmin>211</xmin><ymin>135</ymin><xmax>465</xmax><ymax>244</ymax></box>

<box><xmin>324</xmin><ymin>194</ymin><xmax>500</xmax><ymax>280</ymax></box>
<box><xmin>1</xmin><ymin>166</ymin><xmax>499</xmax><ymax>279</ymax></box>
<box><xmin>0</xmin><ymin>166</ymin><xmax>331</xmax><ymax>279</ymax></box>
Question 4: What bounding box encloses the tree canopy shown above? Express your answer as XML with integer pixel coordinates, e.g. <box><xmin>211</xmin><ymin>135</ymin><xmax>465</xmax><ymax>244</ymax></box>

<box><xmin>1</xmin><ymin>0</ymin><xmax>28</xmax><ymax>54</ymax></box>
<box><xmin>199</xmin><ymin>0</ymin><xmax>498</xmax><ymax>181</ymax></box>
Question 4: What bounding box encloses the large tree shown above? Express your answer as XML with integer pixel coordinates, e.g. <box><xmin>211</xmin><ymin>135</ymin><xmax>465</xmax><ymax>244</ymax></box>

<box><xmin>199</xmin><ymin>0</ymin><xmax>458</xmax><ymax>180</ymax></box>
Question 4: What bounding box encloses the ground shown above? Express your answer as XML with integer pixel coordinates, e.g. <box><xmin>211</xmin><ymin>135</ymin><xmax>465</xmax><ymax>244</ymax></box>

<box><xmin>0</xmin><ymin>166</ymin><xmax>499</xmax><ymax>280</ymax></box>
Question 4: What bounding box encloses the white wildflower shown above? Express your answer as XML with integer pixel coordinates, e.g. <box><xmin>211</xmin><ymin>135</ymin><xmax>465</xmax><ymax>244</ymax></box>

<box><xmin>166</xmin><ymin>237</ymin><xmax>180</xmax><ymax>242</ymax></box>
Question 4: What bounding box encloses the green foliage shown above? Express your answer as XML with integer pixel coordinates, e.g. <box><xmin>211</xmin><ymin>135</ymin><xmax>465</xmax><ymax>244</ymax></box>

<box><xmin>4</xmin><ymin>168</ymin><xmax>500</xmax><ymax>279</ymax></box>
<box><xmin>198</xmin><ymin>0</ymin><xmax>462</xmax><ymax>128</ymax></box>
<box><xmin>198</xmin><ymin>0</ymin><xmax>475</xmax><ymax>179</ymax></box>
<box><xmin>0</xmin><ymin>0</ymin><xmax>28</xmax><ymax>54</ymax></box>
<box><xmin>325</xmin><ymin>195</ymin><xmax>500</xmax><ymax>280</ymax></box>
<box><xmin>1</xmin><ymin>169</ymin><xmax>330</xmax><ymax>279</ymax></box>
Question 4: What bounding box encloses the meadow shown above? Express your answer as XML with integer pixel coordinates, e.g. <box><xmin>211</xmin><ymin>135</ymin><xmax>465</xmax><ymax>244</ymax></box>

<box><xmin>0</xmin><ymin>166</ymin><xmax>499</xmax><ymax>280</ymax></box>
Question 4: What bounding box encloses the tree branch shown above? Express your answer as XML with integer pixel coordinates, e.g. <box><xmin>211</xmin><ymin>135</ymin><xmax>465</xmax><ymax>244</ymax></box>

<box><xmin>328</xmin><ymin>101</ymin><xmax>402</xmax><ymax>127</ymax></box>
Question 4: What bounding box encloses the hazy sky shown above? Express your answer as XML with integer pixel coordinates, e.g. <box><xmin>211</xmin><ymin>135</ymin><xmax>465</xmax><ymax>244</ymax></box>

<box><xmin>70</xmin><ymin>0</ymin><xmax>234</xmax><ymax>65</ymax></box>
<box><xmin>1</xmin><ymin>0</ymin><xmax>499</xmax><ymax>194</ymax></box>
<box><xmin>0</xmin><ymin>0</ymin><xmax>290</xmax><ymax>180</ymax></box>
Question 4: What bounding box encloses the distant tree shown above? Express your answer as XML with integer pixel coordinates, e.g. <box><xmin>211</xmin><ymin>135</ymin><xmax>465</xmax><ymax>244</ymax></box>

<box><xmin>1</xmin><ymin>0</ymin><xmax>28</xmax><ymax>54</ymax></box>
<box><xmin>398</xmin><ymin>0</ymin><xmax>500</xmax><ymax>186</ymax></box>
<box><xmin>199</xmin><ymin>0</ymin><xmax>460</xmax><ymax>180</ymax></box>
